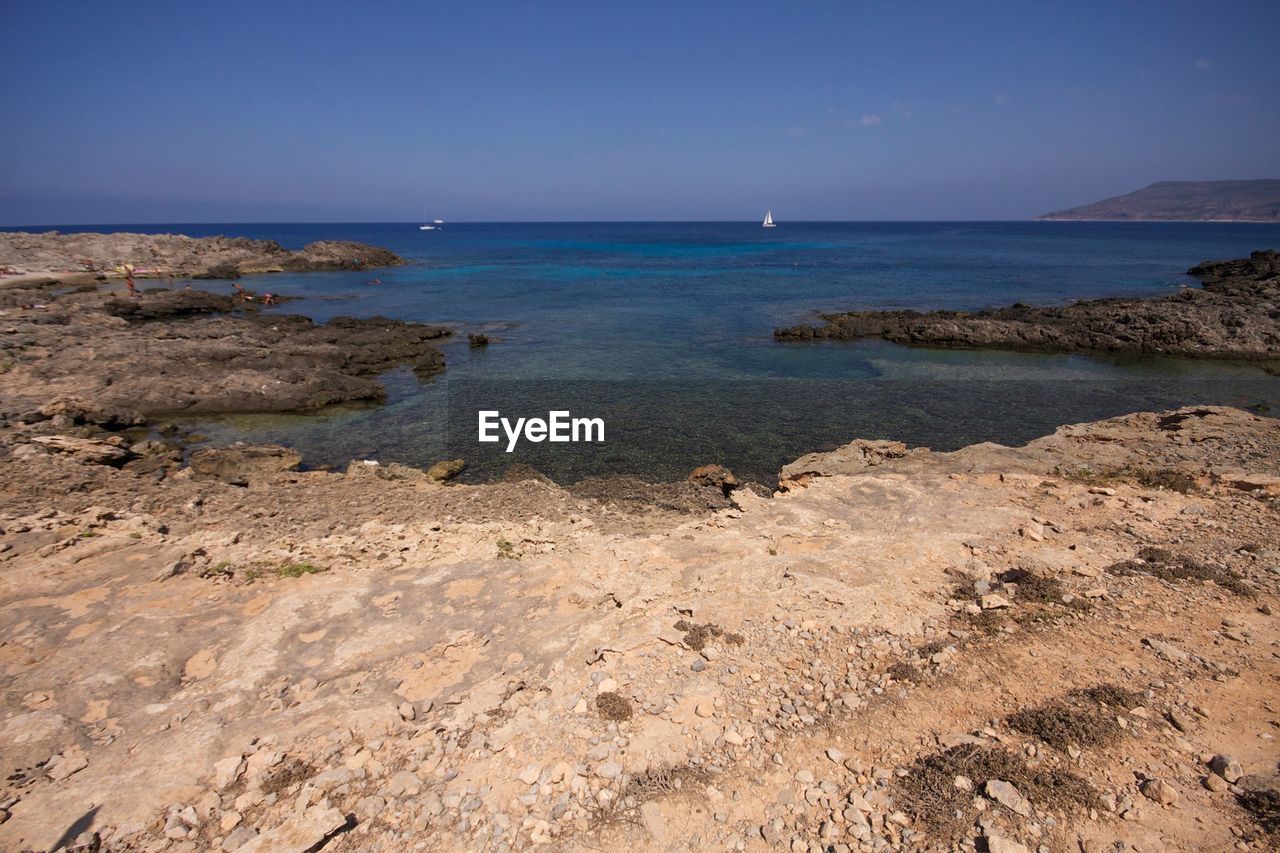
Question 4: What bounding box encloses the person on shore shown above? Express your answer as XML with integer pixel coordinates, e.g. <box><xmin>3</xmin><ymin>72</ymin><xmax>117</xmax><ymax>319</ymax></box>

<box><xmin>124</xmin><ymin>264</ymin><xmax>136</xmax><ymax>298</ymax></box>
<box><xmin>262</xmin><ymin>292</ymin><xmax>277</xmax><ymax>305</ymax></box>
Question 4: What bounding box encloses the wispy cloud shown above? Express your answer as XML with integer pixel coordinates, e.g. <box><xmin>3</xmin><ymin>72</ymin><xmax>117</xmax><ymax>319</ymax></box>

<box><xmin>860</xmin><ymin>114</ymin><xmax>882</xmax><ymax>127</ymax></box>
<box><xmin>994</xmin><ymin>93</ymin><xmax>1010</xmax><ymax>105</ymax></box>
<box><xmin>787</xmin><ymin>125</ymin><xmax>807</xmax><ymax>138</ymax></box>
<box><xmin>1195</xmin><ymin>58</ymin><xmax>1213</xmax><ymax>71</ymax></box>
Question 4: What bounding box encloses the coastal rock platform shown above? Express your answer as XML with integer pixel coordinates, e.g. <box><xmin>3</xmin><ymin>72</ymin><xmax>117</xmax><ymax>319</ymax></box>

<box><xmin>0</xmin><ymin>405</ymin><xmax>1276</xmax><ymax>851</ymax></box>
<box><xmin>776</xmin><ymin>250</ymin><xmax>1280</xmax><ymax>360</ymax></box>
<box><xmin>0</xmin><ymin>231</ymin><xmax>404</xmax><ymax>282</ymax></box>
<box><xmin>0</xmin><ymin>280</ymin><xmax>450</xmax><ymax>418</ymax></box>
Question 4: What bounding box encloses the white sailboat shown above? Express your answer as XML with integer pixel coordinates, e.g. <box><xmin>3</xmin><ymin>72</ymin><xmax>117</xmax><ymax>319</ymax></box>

<box><xmin>762</xmin><ymin>210</ymin><xmax>776</xmax><ymax>228</ymax></box>
<box><xmin>419</xmin><ymin>211</ymin><xmax>442</xmax><ymax>230</ymax></box>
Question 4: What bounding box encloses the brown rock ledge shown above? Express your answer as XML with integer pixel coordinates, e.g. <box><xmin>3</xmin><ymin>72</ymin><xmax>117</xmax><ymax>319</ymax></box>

<box><xmin>0</xmin><ymin>281</ymin><xmax>450</xmax><ymax>420</ymax></box>
<box><xmin>775</xmin><ymin>250</ymin><xmax>1280</xmax><ymax>360</ymax></box>
<box><xmin>0</xmin><ymin>230</ymin><xmax>404</xmax><ymax>281</ymax></box>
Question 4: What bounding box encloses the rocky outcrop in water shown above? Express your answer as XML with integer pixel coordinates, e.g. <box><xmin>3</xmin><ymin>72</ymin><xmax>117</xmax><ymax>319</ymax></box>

<box><xmin>775</xmin><ymin>250</ymin><xmax>1280</xmax><ymax>359</ymax></box>
<box><xmin>0</xmin><ymin>282</ymin><xmax>451</xmax><ymax>421</ymax></box>
<box><xmin>0</xmin><ymin>231</ymin><xmax>404</xmax><ymax>280</ymax></box>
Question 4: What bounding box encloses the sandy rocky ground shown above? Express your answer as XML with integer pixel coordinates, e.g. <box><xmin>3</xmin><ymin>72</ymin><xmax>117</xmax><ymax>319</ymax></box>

<box><xmin>0</xmin><ymin>403</ymin><xmax>1277</xmax><ymax>852</ymax></box>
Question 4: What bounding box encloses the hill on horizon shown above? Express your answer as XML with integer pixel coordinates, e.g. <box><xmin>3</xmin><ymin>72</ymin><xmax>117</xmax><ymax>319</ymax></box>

<box><xmin>1038</xmin><ymin>179</ymin><xmax>1280</xmax><ymax>222</ymax></box>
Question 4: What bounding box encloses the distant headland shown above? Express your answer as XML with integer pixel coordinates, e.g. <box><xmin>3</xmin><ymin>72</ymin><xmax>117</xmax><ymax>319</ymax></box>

<box><xmin>1038</xmin><ymin>179</ymin><xmax>1280</xmax><ymax>222</ymax></box>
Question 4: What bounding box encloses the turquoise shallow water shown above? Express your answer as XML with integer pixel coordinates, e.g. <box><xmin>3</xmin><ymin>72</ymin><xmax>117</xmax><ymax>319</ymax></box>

<box><xmin>24</xmin><ymin>221</ymin><xmax>1280</xmax><ymax>482</ymax></box>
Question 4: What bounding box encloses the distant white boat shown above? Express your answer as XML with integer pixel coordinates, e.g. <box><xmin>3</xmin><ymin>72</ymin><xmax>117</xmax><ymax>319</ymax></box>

<box><xmin>762</xmin><ymin>210</ymin><xmax>776</xmax><ymax>228</ymax></box>
<box><xmin>419</xmin><ymin>224</ymin><xmax>436</xmax><ymax>231</ymax></box>
<box><xmin>434</xmin><ymin>219</ymin><xmax>444</xmax><ymax>224</ymax></box>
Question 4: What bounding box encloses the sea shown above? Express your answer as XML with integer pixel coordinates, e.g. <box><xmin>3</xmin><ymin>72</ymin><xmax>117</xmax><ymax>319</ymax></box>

<box><xmin>21</xmin><ymin>221</ymin><xmax>1280</xmax><ymax>484</ymax></box>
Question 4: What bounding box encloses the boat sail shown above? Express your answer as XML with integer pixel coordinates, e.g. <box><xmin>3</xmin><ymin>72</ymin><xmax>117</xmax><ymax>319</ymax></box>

<box><xmin>762</xmin><ymin>210</ymin><xmax>776</xmax><ymax>228</ymax></box>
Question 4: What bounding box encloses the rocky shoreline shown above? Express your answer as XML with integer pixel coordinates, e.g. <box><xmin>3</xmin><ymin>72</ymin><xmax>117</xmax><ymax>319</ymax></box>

<box><xmin>0</xmin><ymin>281</ymin><xmax>450</xmax><ymax>423</ymax></box>
<box><xmin>0</xmin><ymin>276</ymin><xmax>756</xmax><ymax>509</ymax></box>
<box><xmin>776</xmin><ymin>250</ymin><xmax>1280</xmax><ymax>361</ymax></box>
<box><xmin>0</xmin><ymin>404</ymin><xmax>1276</xmax><ymax>852</ymax></box>
<box><xmin>0</xmin><ymin>231</ymin><xmax>404</xmax><ymax>281</ymax></box>
<box><xmin>0</xmin><ymin>244</ymin><xmax>1278</xmax><ymax>852</ymax></box>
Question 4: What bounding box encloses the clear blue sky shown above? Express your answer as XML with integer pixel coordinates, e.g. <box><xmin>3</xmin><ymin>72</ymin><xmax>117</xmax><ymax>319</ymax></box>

<box><xmin>2</xmin><ymin>0</ymin><xmax>1278</xmax><ymax>223</ymax></box>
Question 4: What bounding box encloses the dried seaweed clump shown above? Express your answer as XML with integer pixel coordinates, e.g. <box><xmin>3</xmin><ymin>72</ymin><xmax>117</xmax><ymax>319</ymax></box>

<box><xmin>1006</xmin><ymin>701</ymin><xmax>1120</xmax><ymax>751</ymax></box>
<box><xmin>1238</xmin><ymin>787</ymin><xmax>1280</xmax><ymax>838</ymax></box>
<box><xmin>622</xmin><ymin>763</ymin><xmax>710</xmax><ymax>804</ymax></box>
<box><xmin>998</xmin><ymin>568</ymin><xmax>1065</xmax><ymax>604</ymax></box>
<box><xmin>892</xmin><ymin>744</ymin><xmax>1096</xmax><ymax>842</ymax></box>
<box><xmin>1069</xmin><ymin>684</ymin><xmax>1143</xmax><ymax>709</ymax></box>
<box><xmin>595</xmin><ymin>691</ymin><xmax>634</xmax><ymax>721</ymax></box>
<box><xmin>1057</xmin><ymin>465</ymin><xmax>1197</xmax><ymax>493</ymax></box>
<box><xmin>887</xmin><ymin>662</ymin><xmax>923</xmax><ymax>684</ymax></box>
<box><xmin>673</xmin><ymin>619</ymin><xmax>744</xmax><ymax>650</ymax></box>
<box><xmin>1106</xmin><ymin>547</ymin><xmax>1252</xmax><ymax>596</ymax></box>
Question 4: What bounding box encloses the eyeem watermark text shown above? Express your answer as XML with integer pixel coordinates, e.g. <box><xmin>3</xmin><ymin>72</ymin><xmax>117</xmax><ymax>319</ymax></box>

<box><xmin>478</xmin><ymin>410</ymin><xmax>605</xmax><ymax>452</ymax></box>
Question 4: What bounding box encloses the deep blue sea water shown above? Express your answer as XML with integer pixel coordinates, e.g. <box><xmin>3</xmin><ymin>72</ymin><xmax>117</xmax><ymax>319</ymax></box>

<box><xmin>20</xmin><ymin>221</ymin><xmax>1280</xmax><ymax>482</ymax></box>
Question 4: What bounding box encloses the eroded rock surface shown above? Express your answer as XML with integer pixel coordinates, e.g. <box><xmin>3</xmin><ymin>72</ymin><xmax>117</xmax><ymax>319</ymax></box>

<box><xmin>0</xmin><ymin>406</ymin><xmax>1276</xmax><ymax>851</ymax></box>
<box><xmin>0</xmin><ymin>284</ymin><xmax>451</xmax><ymax>417</ymax></box>
<box><xmin>189</xmin><ymin>445</ymin><xmax>303</xmax><ymax>486</ymax></box>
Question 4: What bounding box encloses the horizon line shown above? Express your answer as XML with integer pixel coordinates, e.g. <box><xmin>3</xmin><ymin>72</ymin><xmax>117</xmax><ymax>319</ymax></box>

<box><xmin>6</xmin><ymin>218</ymin><xmax>1280</xmax><ymax>229</ymax></box>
